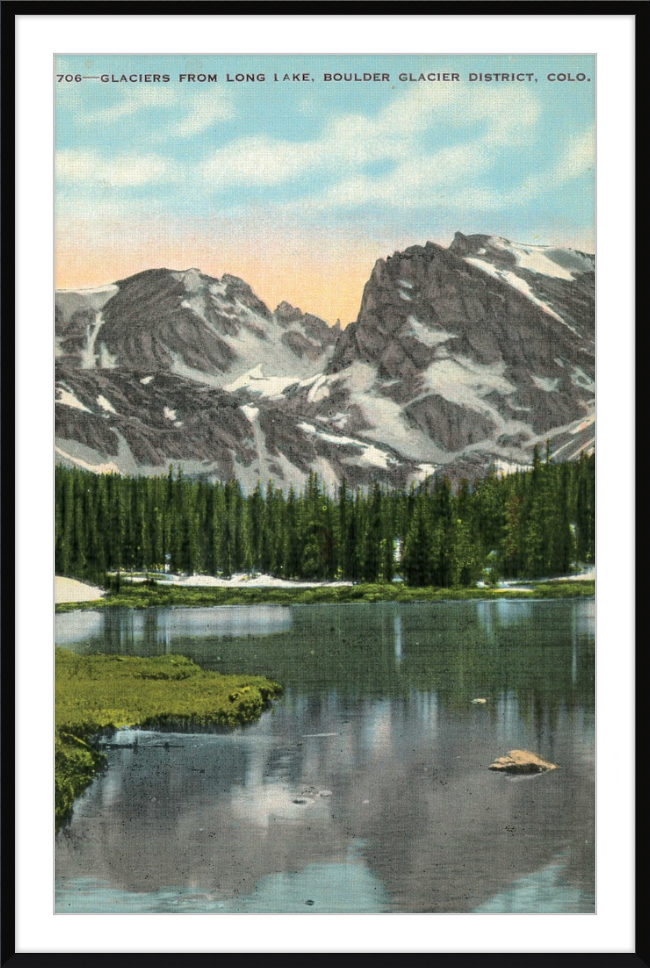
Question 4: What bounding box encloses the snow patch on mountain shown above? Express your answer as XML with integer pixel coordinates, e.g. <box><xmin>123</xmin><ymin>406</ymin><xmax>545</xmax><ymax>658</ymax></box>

<box><xmin>298</xmin><ymin>421</ymin><xmax>397</xmax><ymax>470</ymax></box>
<box><xmin>98</xmin><ymin>343</ymin><xmax>118</xmax><ymax>368</ymax></box>
<box><xmin>56</xmin><ymin>283</ymin><xmax>119</xmax><ymax>320</ymax></box>
<box><xmin>465</xmin><ymin>257</ymin><xmax>575</xmax><ymax>331</ymax></box>
<box><xmin>307</xmin><ymin>374</ymin><xmax>331</xmax><ymax>403</ymax></box>
<box><xmin>488</xmin><ymin>237</ymin><xmax>593</xmax><ymax>281</ymax></box>
<box><xmin>500</xmin><ymin>271</ymin><xmax>572</xmax><ymax>328</ymax></box>
<box><xmin>315</xmin><ymin>369</ymin><xmax>450</xmax><ymax>464</ymax></box>
<box><xmin>553</xmin><ymin>436</ymin><xmax>595</xmax><ymax>461</ymax></box>
<box><xmin>416</xmin><ymin>463</ymin><xmax>436</xmax><ymax>480</ymax></box>
<box><xmin>405</xmin><ymin>316</ymin><xmax>452</xmax><ymax>347</ymax></box>
<box><xmin>532</xmin><ymin>375</ymin><xmax>560</xmax><ymax>393</ymax></box>
<box><xmin>97</xmin><ymin>395</ymin><xmax>117</xmax><ymax>414</ymax></box>
<box><xmin>571</xmin><ymin>366</ymin><xmax>595</xmax><ymax>392</ymax></box>
<box><xmin>55</xmin><ymin>444</ymin><xmax>121</xmax><ymax>474</ymax></box>
<box><xmin>241</xmin><ymin>404</ymin><xmax>260</xmax><ymax>423</ymax></box>
<box><xmin>423</xmin><ymin>357</ymin><xmax>515</xmax><ymax>413</ymax></box>
<box><xmin>218</xmin><ymin>311</ymin><xmax>328</xmax><ymax>380</ymax></box>
<box><xmin>569</xmin><ymin>414</ymin><xmax>596</xmax><ymax>436</ymax></box>
<box><xmin>494</xmin><ymin>458</ymin><xmax>528</xmax><ymax>477</ymax></box>
<box><xmin>359</xmin><ymin>444</ymin><xmax>393</xmax><ymax>469</ymax></box>
<box><xmin>180</xmin><ymin>296</ymin><xmax>208</xmax><ymax>320</ymax></box>
<box><xmin>224</xmin><ymin>365</ymin><xmax>299</xmax><ymax>397</ymax></box>
<box><xmin>56</xmin><ymin>386</ymin><xmax>91</xmax><ymax>412</ymax></box>
<box><xmin>321</xmin><ymin>412</ymin><xmax>349</xmax><ymax>431</ymax></box>
<box><xmin>80</xmin><ymin>312</ymin><xmax>109</xmax><ymax>369</ymax></box>
<box><xmin>172</xmin><ymin>268</ymin><xmax>204</xmax><ymax>292</ymax></box>
<box><xmin>169</xmin><ymin>354</ymin><xmax>227</xmax><ymax>388</ymax></box>
<box><xmin>356</xmin><ymin>392</ymin><xmax>445</xmax><ymax>462</ymax></box>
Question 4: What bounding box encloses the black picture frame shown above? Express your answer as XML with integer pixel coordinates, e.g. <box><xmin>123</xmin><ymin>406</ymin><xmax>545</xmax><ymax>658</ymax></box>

<box><xmin>2</xmin><ymin>4</ymin><xmax>643</xmax><ymax>964</ymax></box>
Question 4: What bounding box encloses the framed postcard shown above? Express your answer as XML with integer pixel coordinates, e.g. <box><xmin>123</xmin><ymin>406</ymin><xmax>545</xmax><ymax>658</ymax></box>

<box><xmin>9</xmin><ymin>8</ymin><xmax>638</xmax><ymax>962</ymax></box>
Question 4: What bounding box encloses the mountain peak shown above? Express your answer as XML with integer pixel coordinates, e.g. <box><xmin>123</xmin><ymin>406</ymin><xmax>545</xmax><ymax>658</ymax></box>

<box><xmin>275</xmin><ymin>301</ymin><xmax>304</xmax><ymax>324</ymax></box>
<box><xmin>55</xmin><ymin>234</ymin><xmax>595</xmax><ymax>489</ymax></box>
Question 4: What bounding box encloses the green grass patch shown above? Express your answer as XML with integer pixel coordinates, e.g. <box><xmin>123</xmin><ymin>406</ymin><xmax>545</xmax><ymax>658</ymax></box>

<box><xmin>55</xmin><ymin>648</ymin><xmax>282</xmax><ymax>832</ymax></box>
<box><xmin>55</xmin><ymin>580</ymin><xmax>595</xmax><ymax>613</ymax></box>
<box><xmin>527</xmin><ymin>580</ymin><xmax>595</xmax><ymax>598</ymax></box>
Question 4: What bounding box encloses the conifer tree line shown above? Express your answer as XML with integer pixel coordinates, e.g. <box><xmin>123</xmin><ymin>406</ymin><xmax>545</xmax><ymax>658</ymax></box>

<box><xmin>55</xmin><ymin>446</ymin><xmax>595</xmax><ymax>587</ymax></box>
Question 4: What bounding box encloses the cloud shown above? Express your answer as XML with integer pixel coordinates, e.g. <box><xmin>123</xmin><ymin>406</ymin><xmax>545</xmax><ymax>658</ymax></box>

<box><xmin>198</xmin><ymin>83</ymin><xmax>542</xmax><ymax>201</ymax></box>
<box><xmin>69</xmin><ymin>85</ymin><xmax>233</xmax><ymax>137</ymax></box>
<box><xmin>554</xmin><ymin>126</ymin><xmax>595</xmax><ymax>183</ymax></box>
<box><xmin>518</xmin><ymin>125</ymin><xmax>595</xmax><ymax>197</ymax></box>
<box><xmin>89</xmin><ymin>86</ymin><xmax>177</xmax><ymax>124</ymax></box>
<box><xmin>200</xmin><ymin>135</ymin><xmax>309</xmax><ymax>186</ymax></box>
<box><xmin>175</xmin><ymin>93</ymin><xmax>234</xmax><ymax>137</ymax></box>
<box><xmin>54</xmin><ymin>81</ymin><xmax>592</xmax><ymax>235</ymax></box>
<box><xmin>56</xmin><ymin>149</ymin><xmax>175</xmax><ymax>188</ymax></box>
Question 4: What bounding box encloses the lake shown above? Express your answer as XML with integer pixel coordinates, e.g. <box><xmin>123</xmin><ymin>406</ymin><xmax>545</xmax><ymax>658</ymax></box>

<box><xmin>55</xmin><ymin>598</ymin><xmax>595</xmax><ymax>914</ymax></box>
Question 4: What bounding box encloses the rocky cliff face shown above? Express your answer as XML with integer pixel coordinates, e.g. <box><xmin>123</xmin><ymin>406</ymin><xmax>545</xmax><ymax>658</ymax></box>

<box><xmin>56</xmin><ymin>268</ymin><xmax>336</xmax><ymax>382</ymax></box>
<box><xmin>56</xmin><ymin>234</ymin><xmax>595</xmax><ymax>489</ymax></box>
<box><xmin>314</xmin><ymin>233</ymin><xmax>594</xmax><ymax>469</ymax></box>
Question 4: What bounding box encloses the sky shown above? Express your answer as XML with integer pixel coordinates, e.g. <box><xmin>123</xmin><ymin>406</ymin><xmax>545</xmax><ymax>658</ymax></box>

<box><xmin>55</xmin><ymin>54</ymin><xmax>595</xmax><ymax>325</ymax></box>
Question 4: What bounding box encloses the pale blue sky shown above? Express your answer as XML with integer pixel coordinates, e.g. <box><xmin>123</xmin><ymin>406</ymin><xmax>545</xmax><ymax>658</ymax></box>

<box><xmin>55</xmin><ymin>54</ymin><xmax>595</xmax><ymax>323</ymax></box>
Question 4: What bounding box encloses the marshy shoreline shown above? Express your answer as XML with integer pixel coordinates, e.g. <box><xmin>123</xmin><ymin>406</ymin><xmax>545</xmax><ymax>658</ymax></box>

<box><xmin>55</xmin><ymin>575</ymin><xmax>595</xmax><ymax>613</ymax></box>
<box><xmin>55</xmin><ymin>649</ymin><xmax>282</xmax><ymax>833</ymax></box>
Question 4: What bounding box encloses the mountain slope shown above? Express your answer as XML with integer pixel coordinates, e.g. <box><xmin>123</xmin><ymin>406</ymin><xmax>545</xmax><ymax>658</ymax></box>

<box><xmin>56</xmin><ymin>268</ymin><xmax>338</xmax><ymax>385</ymax></box>
<box><xmin>306</xmin><ymin>233</ymin><xmax>594</xmax><ymax>469</ymax></box>
<box><xmin>55</xmin><ymin>234</ymin><xmax>595</xmax><ymax>488</ymax></box>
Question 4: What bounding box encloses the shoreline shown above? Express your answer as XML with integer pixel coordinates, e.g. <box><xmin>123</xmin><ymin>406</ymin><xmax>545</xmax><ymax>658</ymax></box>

<box><xmin>55</xmin><ymin>578</ymin><xmax>595</xmax><ymax>613</ymax></box>
<box><xmin>55</xmin><ymin>575</ymin><xmax>107</xmax><ymax>604</ymax></box>
<box><xmin>55</xmin><ymin>650</ymin><xmax>282</xmax><ymax>832</ymax></box>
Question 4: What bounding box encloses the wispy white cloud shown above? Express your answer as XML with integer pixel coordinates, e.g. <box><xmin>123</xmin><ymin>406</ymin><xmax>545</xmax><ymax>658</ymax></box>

<box><xmin>547</xmin><ymin>125</ymin><xmax>595</xmax><ymax>185</ymax></box>
<box><xmin>200</xmin><ymin>135</ymin><xmax>313</xmax><ymax>186</ymax></box>
<box><xmin>89</xmin><ymin>86</ymin><xmax>176</xmax><ymax>124</ymax></box>
<box><xmin>517</xmin><ymin>125</ymin><xmax>595</xmax><ymax>198</ymax></box>
<box><xmin>56</xmin><ymin>149</ymin><xmax>175</xmax><ymax>188</ymax></box>
<box><xmin>198</xmin><ymin>83</ymin><xmax>542</xmax><ymax>203</ymax></box>
<box><xmin>69</xmin><ymin>84</ymin><xmax>233</xmax><ymax>136</ymax></box>
<box><xmin>175</xmin><ymin>93</ymin><xmax>234</xmax><ymax>137</ymax></box>
<box><xmin>54</xmin><ymin>78</ymin><xmax>592</xmax><ymax>232</ymax></box>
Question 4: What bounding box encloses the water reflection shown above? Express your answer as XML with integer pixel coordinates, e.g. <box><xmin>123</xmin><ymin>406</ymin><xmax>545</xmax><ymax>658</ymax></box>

<box><xmin>56</xmin><ymin>840</ymin><xmax>391</xmax><ymax>914</ymax></box>
<box><xmin>56</xmin><ymin>600</ymin><xmax>594</xmax><ymax>914</ymax></box>
<box><xmin>55</xmin><ymin>610</ymin><xmax>103</xmax><ymax>644</ymax></box>
<box><xmin>394</xmin><ymin>614</ymin><xmax>403</xmax><ymax>662</ymax></box>
<box><xmin>57</xmin><ymin>605</ymin><xmax>293</xmax><ymax>654</ymax></box>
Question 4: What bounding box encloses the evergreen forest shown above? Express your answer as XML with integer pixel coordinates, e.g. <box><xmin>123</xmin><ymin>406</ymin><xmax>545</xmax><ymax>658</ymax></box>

<box><xmin>55</xmin><ymin>446</ymin><xmax>595</xmax><ymax>588</ymax></box>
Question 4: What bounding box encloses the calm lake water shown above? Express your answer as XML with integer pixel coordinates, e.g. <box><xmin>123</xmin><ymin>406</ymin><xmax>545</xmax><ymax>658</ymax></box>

<box><xmin>55</xmin><ymin>599</ymin><xmax>595</xmax><ymax>914</ymax></box>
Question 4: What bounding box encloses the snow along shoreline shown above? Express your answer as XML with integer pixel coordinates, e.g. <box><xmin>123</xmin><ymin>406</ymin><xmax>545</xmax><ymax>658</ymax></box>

<box><xmin>55</xmin><ymin>570</ymin><xmax>594</xmax><ymax>604</ymax></box>
<box><xmin>55</xmin><ymin>576</ymin><xmax>107</xmax><ymax>604</ymax></box>
<box><xmin>132</xmin><ymin>573</ymin><xmax>356</xmax><ymax>590</ymax></box>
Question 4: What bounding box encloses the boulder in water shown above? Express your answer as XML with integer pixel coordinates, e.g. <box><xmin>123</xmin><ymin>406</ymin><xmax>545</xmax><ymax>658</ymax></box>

<box><xmin>489</xmin><ymin>750</ymin><xmax>559</xmax><ymax>774</ymax></box>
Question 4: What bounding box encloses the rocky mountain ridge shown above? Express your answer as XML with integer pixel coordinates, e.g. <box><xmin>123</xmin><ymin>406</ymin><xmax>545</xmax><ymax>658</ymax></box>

<box><xmin>55</xmin><ymin>234</ymin><xmax>595</xmax><ymax>489</ymax></box>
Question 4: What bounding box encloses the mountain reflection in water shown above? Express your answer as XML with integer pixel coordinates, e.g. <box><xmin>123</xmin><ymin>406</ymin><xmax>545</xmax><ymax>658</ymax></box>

<box><xmin>56</xmin><ymin>599</ymin><xmax>595</xmax><ymax>914</ymax></box>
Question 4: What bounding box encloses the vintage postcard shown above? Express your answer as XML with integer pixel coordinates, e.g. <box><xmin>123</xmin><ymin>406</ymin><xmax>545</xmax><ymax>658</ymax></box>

<box><xmin>54</xmin><ymin>53</ymin><xmax>595</xmax><ymax>915</ymax></box>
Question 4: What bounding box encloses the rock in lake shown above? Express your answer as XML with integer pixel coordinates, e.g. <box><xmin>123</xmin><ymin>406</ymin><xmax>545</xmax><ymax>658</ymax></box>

<box><xmin>489</xmin><ymin>750</ymin><xmax>559</xmax><ymax>774</ymax></box>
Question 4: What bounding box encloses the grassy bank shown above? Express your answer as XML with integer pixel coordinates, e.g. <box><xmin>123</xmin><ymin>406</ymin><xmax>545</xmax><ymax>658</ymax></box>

<box><xmin>55</xmin><ymin>649</ymin><xmax>282</xmax><ymax>832</ymax></box>
<box><xmin>55</xmin><ymin>580</ymin><xmax>595</xmax><ymax>613</ymax></box>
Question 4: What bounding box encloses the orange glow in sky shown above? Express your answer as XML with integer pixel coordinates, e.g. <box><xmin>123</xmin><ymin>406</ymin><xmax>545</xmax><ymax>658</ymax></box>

<box><xmin>55</xmin><ymin>219</ymin><xmax>440</xmax><ymax>326</ymax></box>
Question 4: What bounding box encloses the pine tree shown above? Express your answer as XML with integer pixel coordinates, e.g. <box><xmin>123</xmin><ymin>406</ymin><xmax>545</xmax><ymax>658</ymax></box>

<box><xmin>283</xmin><ymin>486</ymin><xmax>300</xmax><ymax>578</ymax></box>
<box><xmin>362</xmin><ymin>482</ymin><xmax>382</xmax><ymax>582</ymax></box>
<box><xmin>402</xmin><ymin>500</ymin><xmax>432</xmax><ymax>587</ymax></box>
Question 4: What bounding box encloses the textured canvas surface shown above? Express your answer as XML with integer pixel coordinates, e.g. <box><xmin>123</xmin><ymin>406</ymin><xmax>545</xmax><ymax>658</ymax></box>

<box><xmin>54</xmin><ymin>52</ymin><xmax>595</xmax><ymax>915</ymax></box>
